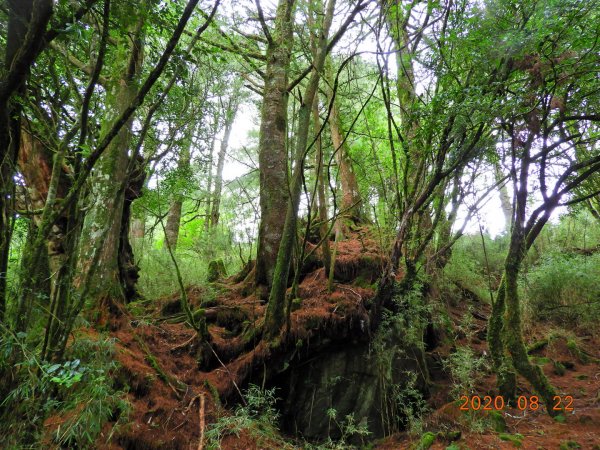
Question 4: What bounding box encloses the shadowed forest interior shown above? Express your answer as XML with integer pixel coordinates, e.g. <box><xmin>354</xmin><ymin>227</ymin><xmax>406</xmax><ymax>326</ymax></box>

<box><xmin>1</xmin><ymin>0</ymin><xmax>600</xmax><ymax>448</ymax></box>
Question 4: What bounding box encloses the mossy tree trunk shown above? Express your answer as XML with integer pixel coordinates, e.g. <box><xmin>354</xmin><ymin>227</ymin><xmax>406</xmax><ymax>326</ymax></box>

<box><xmin>312</xmin><ymin>97</ymin><xmax>331</xmax><ymax>275</ymax></box>
<box><xmin>0</xmin><ymin>0</ymin><xmax>53</xmax><ymax>323</ymax></box>
<box><xmin>120</xmin><ymin>154</ymin><xmax>146</xmax><ymax>300</ymax></box>
<box><xmin>264</xmin><ymin>0</ymin><xmax>368</xmax><ymax>339</ymax></box>
<box><xmin>487</xmin><ymin>135</ymin><xmax>558</xmax><ymax>414</ymax></box>
<box><xmin>14</xmin><ymin>130</ymin><xmax>73</xmax><ymax>334</ymax></box>
<box><xmin>204</xmin><ymin>115</ymin><xmax>219</xmax><ymax>232</ymax></box>
<box><xmin>264</xmin><ymin>0</ymin><xmax>337</xmax><ymax>339</ymax></box>
<box><xmin>325</xmin><ymin>63</ymin><xmax>363</xmax><ymax>223</ymax></box>
<box><xmin>255</xmin><ymin>0</ymin><xmax>296</xmax><ymax>297</ymax></box>
<box><xmin>487</xmin><ymin>276</ymin><xmax>517</xmax><ymax>400</ymax></box>
<box><xmin>164</xmin><ymin>141</ymin><xmax>191</xmax><ymax>251</ymax></box>
<box><xmin>74</xmin><ymin>19</ymin><xmax>145</xmax><ymax>307</ymax></box>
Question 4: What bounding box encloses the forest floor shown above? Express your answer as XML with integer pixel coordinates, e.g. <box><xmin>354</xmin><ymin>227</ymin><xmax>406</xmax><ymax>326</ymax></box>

<box><xmin>376</xmin><ymin>301</ymin><xmax>600</xmax><ymax>450</ymax></box>
<box><xmin>57</xmin><ymin>228</ymin><xmax>600</xmax><ymax>450</ymax></box>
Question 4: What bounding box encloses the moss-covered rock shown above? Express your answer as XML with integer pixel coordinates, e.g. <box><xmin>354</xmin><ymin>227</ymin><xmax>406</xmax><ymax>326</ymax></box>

<box><xmin>277</xmin><ymin>325</ymin><xmax>429</xmax><ymax>442</ymax></box>
<box><xmin>489</xmin><ymin>410</ymin><xmax>507</xmax><ymax>432</ymax></box>
<box><xmin>415</xmin><ymin>432</ymin><xmax>436</xmax><ymax>449</ymax></box>
<box><xmin>207</xmin><ymin>259</ymin><xmax>226</xmax><ymax>282</ymax></box>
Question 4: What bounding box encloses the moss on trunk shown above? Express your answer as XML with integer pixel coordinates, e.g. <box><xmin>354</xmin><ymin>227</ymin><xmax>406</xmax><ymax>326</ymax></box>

<box><xmin>487</xmin><ymin>277</ymin><xmax>517</xmax><ymax>401</ymax></box>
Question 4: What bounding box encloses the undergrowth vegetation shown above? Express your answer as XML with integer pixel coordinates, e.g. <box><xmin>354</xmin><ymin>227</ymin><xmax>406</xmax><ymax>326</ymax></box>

<box><xmin>0</xmin><ymin>332</ymin><xmax>129</xmax><ymax>448</ymax></box>
<box><xmin>134</xmin><ymin>226</ymin><xmax>249</xmax><ymax>299</ymax></box>
<box><xmin>440</xmin><ymin>211</ymin><xmax>600</xmax><ymax>332</ymax></box>
<box><xmin>205</xmin><ymin>385</ymin><xmax>288</xmax><ymax>449</ymax></box>
<box><xmin>524</xmin><ymin>252</ymin><xmax>600</xmax><ymax>329</ymax></box>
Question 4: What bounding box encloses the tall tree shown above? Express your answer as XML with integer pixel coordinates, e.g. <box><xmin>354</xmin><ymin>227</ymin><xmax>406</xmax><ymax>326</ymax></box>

<box><xmin>210</xmin><ymin>82</ymin><xmax>242</xmax><ymax>228</ymax></box>
<box><xmin>254</xmin><ymin>0</ymin><xmax>296</xmax><ymax>297</ymax></box>
<box><xmin>0</xmin><ymin>0</ymin><xmax>54</xmax><ymax>322</ymax></box>
<box><xmin>326</xmin><ymin>62</ymin><xmax>363</xmax><ymax>223</ymax></box>
<box><xmin>164</xmin><ymin>141</ymin><xmax>192</xmax><ymax>250</ymax></box>
<box><xmin>264</xmin><ymin>0</ymin><xmax>369</xmax><ymax>339</ymax></box>
<box><xmin>74</xmin><ymin>11</ymin><xmax>146</xmax><ymax>304</ymax></box>
<box><xmin>486</xmin><ymin>0</ymin><xmax>600</xmax><ymax>411</ymax></box>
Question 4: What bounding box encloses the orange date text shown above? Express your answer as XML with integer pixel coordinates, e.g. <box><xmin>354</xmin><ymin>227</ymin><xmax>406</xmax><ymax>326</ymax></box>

<box><xmin>458</xmin><ymin>395</ymin><xmax>574</xmax><ymax>411</ymax></box>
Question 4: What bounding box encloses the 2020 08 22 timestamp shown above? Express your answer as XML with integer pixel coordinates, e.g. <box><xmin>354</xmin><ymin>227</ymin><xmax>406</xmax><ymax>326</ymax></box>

<box><xmin>458</xmin><ymin>395</ymin><xmax>574</xmax><ymax>411</ymax></box>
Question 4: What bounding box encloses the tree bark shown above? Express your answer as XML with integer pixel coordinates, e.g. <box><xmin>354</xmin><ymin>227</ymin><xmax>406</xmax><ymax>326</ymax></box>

<box><xmin>74</xmin><ymin>20</ymin><xmax>144</xmax><ymax>306</ymax></box>
<box><xmin>120</xmin><ymin>154</ymin><xmax>146</xmax><ymax>301</ymax></box>
<box><xmin>210</xmin><ymin>88</ymin><xmax>240</xmax><ymax>228</ymax></box>
<box><xmin>326</xmin><ymin>66</ymin><xmax>363</xmax><ymax>222</ymax></box>
<box><xmin>17</xmin><ymin>130</ymin><xmax>71</xmax><ymax>308</ymax></box>
<box><xmin>131</xmin><ymin>217</ymin><xmax>145</xmax><ymax>239</ymax></box>
<box><xmin>204</xmin><ymin>116</ymin><xmax>219</xmax><ymax>232</ymax></box>
<box><xmin>0</xmin><ymin>0</ymin><xmax>53</xmax><ymax>322</ymax></box>
<box><xmin>264</xmin><ymin>0</ymin><xmax>339</xmax><ymax>339</ymax></box>
<box><xmin>255</xmin><ymin>0</ymin><xmax>296</xmax><ymax>297</ymax></box>
<box><xmin>312</xmin><ymin>99</ymin><xmax>331</xmax><ymax>274</ymax></box>
<box><xmin>164</xmin><ymin>143</ymin><xmax>191</xmax><ymax>251</ymax></box>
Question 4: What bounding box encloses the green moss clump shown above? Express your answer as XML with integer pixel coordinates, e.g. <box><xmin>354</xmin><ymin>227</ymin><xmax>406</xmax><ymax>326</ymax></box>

<box><xmin>489</xmin><ymin>410</ymin><xmax>507</xmax><ymax>432</ymax></box>
<box><xmin>567</xmin><ymin>339</ymin><xmax>590</xmax><ymax>363</ymax></box>
<box><xmin>445</xmin><ymin>445</ymin><xmax>461</xmax><ymax>450</ymax></box>
<box><xmin>532</xmin><ymin>356</ymin><xmax>551</xmax><ymax>365</ymax></box>
<box><xmin>207</xmin><ymin>259</ymin><xmax>226</xmax><ymax>282</ymax></box>
<box><xmin>415</xmin><ymin>432</ymin><xmax>436</xmax><ymax>449</ymax></box>
<box><xmin>552</xmin><ymin>360</ymin><xmax>567</xmax><ymax>376</ymax></box>
<box><xmin>438</xmin><ymin>430</ymin><xmax>461</xmax><ymax>442</ymax></box>
<box><xmin>499</xmin><ymin>433</ymin><xmax>523</xmax><ymax>447</ymax></box>
<box><xmin>291</xmin><ymin>297</ymin><xmax>302</xmax><ymax>311</ymax></box>
<box><xmin>526</xmin><ymin>339</ymin><xmax>548</xmax><ymax>354</ymax></box>
<box><xmin>559</xmin><ymin>441</ymin><xmax>581</xmax><ymax>449</ymax></box>
<box><xmin>203</xmin><ymin>379</ymin><xmax>221</xmax><ymax>407</ymax></box>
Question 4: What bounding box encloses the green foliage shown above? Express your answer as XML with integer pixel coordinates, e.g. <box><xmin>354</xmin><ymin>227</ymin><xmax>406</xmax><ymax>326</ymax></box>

<box><xmin>393</xmin><ymin>371</ymin><xmax>430</xmax><ymax>436</ymax></box>
<box><xmin>444</xmin><ymin>344</ymin><xmax>489</xmax><ymax>400</ymax></box>
<box><xmin>499</xmin><ymin>433</ymin><xmax>524</xmax><ymax>447</ymax></box>
<box><xmin>372</xmin><ymin>283</ymin><xmax>431</xmax><ymax>436</ymax></box>
<box><xmin>415</xmin><ymin>432</ymin><xmax>436</xmax><ymax>450</ymax></box>
<box><xmin>559</xmin><ymin>441</ymin><xmax>582</xmax><ymax>450</ymax></box>
<box><xmin>205</xmin><ymin>384</ymin><xmax>288</xmax><ymax>449</ymax></box>
<box><xmin>442</xmin><ymin>234</ymin><xmax>507</xmax><ymax>304</ymax></box>
<box><xmin>0</xmin><ymin>333</ymin><xmax>129</xmax><ymax>448</ymax></box>
<box><xmin>322</xmin><ymin>408</ymin><xmax>371</xmax><ymax>449</ymax></box>
<box><xmin>489</xmin><ymin>410</ymin><xmax>507</xmax><ymax>433</ymax></box>
<box><xmin>523</xmin><ymin>252</ymin><xmax>600</xmax><ymax>328</ymax></box>
<box><xmin>445</xmin><ymin>444</ymin><xmax>462</xmax><ymax>450</ymax></box>
<box><xmin>135</xmin><ymin>227</ymin><xmax>247</xmax><ymax>299</ymax></box>
<box><xmin>390</xmin><ymin>281</ymin><xmax>432</xmax><ymax>348</ymax></box>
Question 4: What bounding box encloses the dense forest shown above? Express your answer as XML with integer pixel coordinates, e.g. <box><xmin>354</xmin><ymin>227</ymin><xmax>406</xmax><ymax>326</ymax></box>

<box><xmin>1</xmin><ymin>0</ymin><xmax>599</xmax><ymax>448</ymax></box>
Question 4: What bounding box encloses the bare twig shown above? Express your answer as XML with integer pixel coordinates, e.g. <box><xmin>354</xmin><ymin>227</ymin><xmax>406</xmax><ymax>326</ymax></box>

<box><xmin>198</xmin><ymin>394</ymin><xmax>205</xmax><ymax>450</ymax></box>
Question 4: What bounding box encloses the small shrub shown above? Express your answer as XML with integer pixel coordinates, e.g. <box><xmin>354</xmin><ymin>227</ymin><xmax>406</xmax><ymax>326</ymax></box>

<box><xmin>444</xmin><ymin>345</ymin><xmax>488</xmax><ymax>400</ymax></box>
<box><xmin>323</xmin><ymin>408</ymin><xmax>371</xmax><ymax>449</ymax></box>
<box><xmin>205</xmin><ymin>385</ymin><xmax>287</xmax><ymax>449</ymax></box>
<box><xmin>393</xmin><ymin>371</ymin><xmax>430</xmax><ymax>436</ymax></box>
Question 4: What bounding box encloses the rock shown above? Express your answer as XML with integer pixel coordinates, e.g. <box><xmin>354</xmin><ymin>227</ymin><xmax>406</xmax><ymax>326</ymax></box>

<box><xmin>207</xmin><ymin>259</ymin><xmax>226</xmax><ymax>282</ymax></box>
<box><xmin>275</xmin><ymin>321</ymin><xmax>430</xmax><ymax>441</ymax></box>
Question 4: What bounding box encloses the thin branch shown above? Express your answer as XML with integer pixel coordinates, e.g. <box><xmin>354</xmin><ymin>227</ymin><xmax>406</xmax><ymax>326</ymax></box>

<box><xmin>254</xmin><ymin>0</ymin><xmax>273</xmax><ymax>44</ymax></box>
